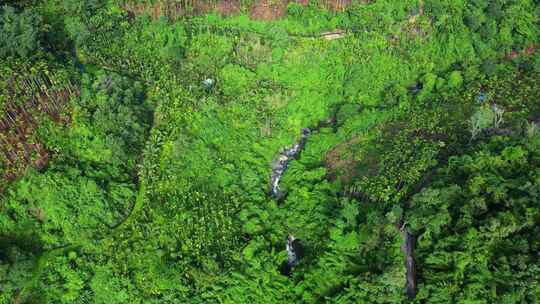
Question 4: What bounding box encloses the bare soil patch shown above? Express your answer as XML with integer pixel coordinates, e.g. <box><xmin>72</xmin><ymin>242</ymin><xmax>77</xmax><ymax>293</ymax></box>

<box><xmin>324</xmin><ymin>0</ymin><xmax>352</xmax><ymax>12</ymax></box>
<box><xmin>325</xmin><ymin>135</ymin><xmax>364</xmax><ymax>183</ymax></box>
<box><xmin>250</xmin><ymin>0</ymin><xmax>289</xmax><ymax>20</ymax></box>
<box><xmin>217</xmin><ymin>0</ymin><xmax>241</xmax><ymax>16</ymax></box>
<box><xmin>123</xmin><ymin>0</ymin><xmax>357</xmax><ymax>20</ymax></box>
<box><xmin>124</xmin><ymin>0</ymin><xmax>241</xmax><ymax>20</ymax></box>
<box><xmin>506</xmin><ymin>44</ymin><xmax>537</xmax><ymax>60</ymax></box>
<box><xmin>0</xmin><ymin>84</ymin><xmax>77</xmax><ymax>191</ymax></box>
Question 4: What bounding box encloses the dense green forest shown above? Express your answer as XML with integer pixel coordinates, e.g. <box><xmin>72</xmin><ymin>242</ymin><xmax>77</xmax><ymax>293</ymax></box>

<box><xmin>1</xmin><ymin>0</ymin><xmax>539</xmax><ymax>303</ymax></box>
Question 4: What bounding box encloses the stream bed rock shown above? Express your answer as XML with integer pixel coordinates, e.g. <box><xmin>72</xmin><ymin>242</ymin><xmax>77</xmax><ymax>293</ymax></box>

<box><xmin>269</xmin><ymin>128</ymin><xmax>311</xmax><ymax>199</ymax></box>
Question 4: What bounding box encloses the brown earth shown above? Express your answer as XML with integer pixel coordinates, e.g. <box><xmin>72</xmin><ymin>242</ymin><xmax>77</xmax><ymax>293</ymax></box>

<box><xmin>322</xmin><ymin>0</ymin><xmax>352</xmax><ymax>12</ymax></box>
<box><xmin>124</xmin><ymin>0</ymin><xmax>241</xmax><ymax>20</ymax></box>
<box><xmin>250</xmin><ymin>0</ymin><xmax>289</xmax><ymax>20</ymax></box>
<box><xmin>506</xmin><ymin>44</ymin><xmax>537</xmax><ymax>60</ymax></box>
<box><xmin>325</xmin><ymin>135</ymin><xmax>364</xmax><ymax>183</ymax></box>
<box><xmin>217</xmin><ymin>0</ymin><xmax>241</xmax><ymax>16</ymax></box>
<box><xmin>123</xmin><ymin>0</ymin><xmax>356</xmax><ymax>21</ymax></box>
<box><xmin>192</xmin><ymin>1</ymin><xmax>213</xmax><ymax>15</ymax></box>
<box><xmin>0</xmin><ymin>84</ymin><xmax>77</xmax><ymax>192</ymax></box>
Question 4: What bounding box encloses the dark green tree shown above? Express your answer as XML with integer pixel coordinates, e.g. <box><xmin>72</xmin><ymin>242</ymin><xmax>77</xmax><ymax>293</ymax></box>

<box><xmin>0</xmin><ymin>5</ymin><xmax>42</xmax><ymax>58</ymax></box>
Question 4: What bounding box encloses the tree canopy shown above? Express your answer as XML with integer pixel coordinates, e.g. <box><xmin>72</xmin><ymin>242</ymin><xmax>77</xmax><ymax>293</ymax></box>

<box><xmin>1</xmin><ymin>0</ymin><xmax>539</xmax><ymax>303</ymax></box>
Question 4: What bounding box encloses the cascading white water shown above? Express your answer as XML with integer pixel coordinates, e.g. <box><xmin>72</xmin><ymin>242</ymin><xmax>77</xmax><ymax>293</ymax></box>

<box><xmin>269</xmin><ymin>128</ymin><xmax>311</xmax><ymax>199</ymax></box>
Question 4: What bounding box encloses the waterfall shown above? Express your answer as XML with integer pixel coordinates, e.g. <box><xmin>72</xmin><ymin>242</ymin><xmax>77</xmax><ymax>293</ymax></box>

<box><xmin>269</xmin><ymin>128</ymin><xmax>311</xmax><ymax>199</ymax></box>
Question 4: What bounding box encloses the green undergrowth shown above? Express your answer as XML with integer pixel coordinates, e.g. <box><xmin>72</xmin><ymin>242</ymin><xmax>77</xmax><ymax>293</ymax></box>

<box><xmin>1</xmin><ymin>0</ymin><xmax>539</xmax><ymax>303</ymax></box>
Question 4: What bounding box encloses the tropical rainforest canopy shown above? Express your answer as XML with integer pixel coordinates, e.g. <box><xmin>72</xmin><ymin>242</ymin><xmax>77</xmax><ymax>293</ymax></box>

<box><xmin>1</xmin><ymin>0</ymin><xmax>540</xmax><ymax>303</ymax></box>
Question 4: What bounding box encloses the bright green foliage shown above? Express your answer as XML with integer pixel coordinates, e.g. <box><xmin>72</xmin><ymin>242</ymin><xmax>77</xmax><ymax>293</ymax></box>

<box><xmin>189</xmin><ymin>33</ymin><xmax>234</xmax><ymax>75</ymax></box>
<box><xmin>1</xmin><ymin>0</ymin><xmax>540</xmax><ymax>303</ymax></box>
<box><xmin>75</xmin><ymin>72</ymin><xmax>151</xmax><ymax>166</ymax></box>
<box><xmin>90</xmin><ymin>266</ymin><xmax>130</xmax><ymax>304</ymax></box>
<box><xmin>446</xmin><ymin>71</ymin><xmax>463</xmax><ymax>88</ymax></box>
<box><xmin>407</xmin><ymin>135</ymin><xmax>540</xmax><ymax>303</ymax></box>
<box><xmin>469</xmin><ymin>105</ymin><xmax>497</xmax><ymax>139</ymax></box>
<box><xmin>1</xmin><ymin>67</ymin><xmax>151</xmax><ymax>301</ymax></box>
<box><xmin>219</xmin><ymin>64</ymin><xmax>256</xmax><ymax>97</ymax></box>
<box><xmin>0</xmin><ymin>170</ymin><xmax>115</xmax><ymax>247</ymax></box>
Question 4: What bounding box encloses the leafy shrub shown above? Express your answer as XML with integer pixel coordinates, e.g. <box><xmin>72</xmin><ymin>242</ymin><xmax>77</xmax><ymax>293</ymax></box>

<box><xmin>469</xmin><ymin>104</ymin><xmax>505</xmax><ymax>140</ymax></box>
<box><xmin>287</xmin><ymin>3</ymin><xmax>305</xmax><ymax>17</ymax></box>
<box><xmin>408</xmin><ymin>135</ymin><xmax>540</xmax><ymax>302</ymax></box>
<box><xmin>447</xmin><ymin>71</ymin><xmax>463</xmax><ymax>88</ymax></box>
<box><xmin>76</xmin><ymin>72</ymin><xmax>152</xmax><ymax>165</ymax></box>
<box><xmin>219</xmin><ymin>64</ymin><xmax>256</xmax><ymax>97</ymax></box>
<box><xmin>2</xmin><ymin>1</ymin><xmax>540</xmax><ymax>303</ymax></box>
<box><xmin>382</xmin><ymin>83</ymin><xmax>409</xmax><ymax>107</ymax></box>
<box><xmin>0</xmin><ymin>5</ymin><xmax>42</xmax><ymax>58</ymax></box>
<box><xmin>189</xmin><ymin>33</ymin><xmax>233</xmax><ymax>74</ymax></box>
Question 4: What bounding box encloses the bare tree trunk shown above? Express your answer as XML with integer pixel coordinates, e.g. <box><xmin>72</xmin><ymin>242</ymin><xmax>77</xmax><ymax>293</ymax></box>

<box><xmin>401</xmin><ymin>227</ymin><xmax>417</xmax><ymax>298</ymax></box>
